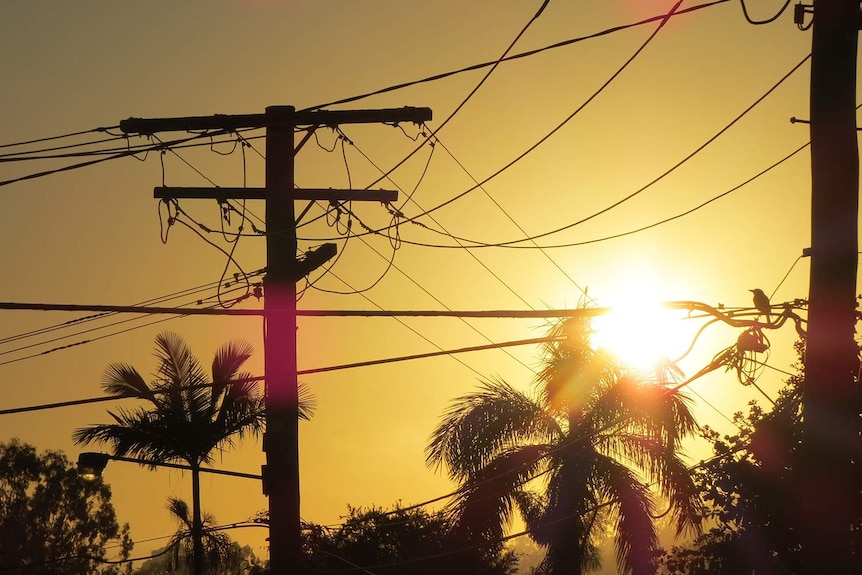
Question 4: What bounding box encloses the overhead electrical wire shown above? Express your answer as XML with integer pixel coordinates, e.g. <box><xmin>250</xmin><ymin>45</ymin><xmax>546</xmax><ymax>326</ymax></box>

<box><xmin>335</xmin><ymin>128</ymin><xmax>536</xmax><ymax>309</ymax></box>
<box><xmin>0</xmin><ymin>126</ymin><xmax>120</xmax><ymax>149</ymax></box>
<box><xmin>0</xmin><ymin>283</ymin><xmax>256</xmax><ymax>362</ymax></box>
<box><xmin>300</xmin><ymin>1</ymin><xmax>730</xmax><ymax>112</ymax></box>
<box><xmin>0</xmin><ymin>269</ymin><xmax>264</xmax><ymax>349</ymax></box>
<box><xmin>0</xmin><ymin>287</ymin><xmax>259</xmax><ymax>369</ymax></box>
<box><xmin>390</xmin><ymin>140</ymin><xmax>810</xmax><ymax>250</ymax></box>
<box><xmin>304</xmin><ymin>0</ymin><xmax>553</xmax><ymax>241</ymax></box>
<box><xmin>0</xmin><ymin>134</ymin><xmax>134</xmax><ymax>161</ymax></box>
<box><xmin>407</xmin><ymin>52</ymin><xmax>813</xmax><ymax>249</ymax></box>
<box><xmin>0</xmin><ymin>129</ymin><xmax>266</xmax><ymax>163</ymax></box>
<box><xmin>739</xmin><ymin>0</ymin><xmax>792</xmax><ymax>25</ymax></box>
<box><xmin>0</xmin><ymin>129</ymin><xmax>243</xmax><ymax>188</ymax></box>
<box><xmin>0</xmin><ymin>335</ymin><xmax>561</xmax><ymax>417</ymax></box>
<box><xmin>431</xmin><ymin>132</ymin><xmax>595</xmax><ymax>302</ymax></box>
<box><xmin>308</xmin><ymin>0</ymin><xmax>686</xmax><ymax>246</ymax></box>
<box><xmin>362</xmin><ymin>65</ymin><xmax>817</xmax><ymax>252</ymax></box>
<box><xmin>320</xmin><ymin>267</ymin><xmax>487</xmax><ymax>380</ymax></box>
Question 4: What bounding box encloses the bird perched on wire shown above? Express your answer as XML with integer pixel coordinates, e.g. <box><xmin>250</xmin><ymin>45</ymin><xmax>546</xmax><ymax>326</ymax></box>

<box><xmin>750</xmin><ymin>288</ymin><xmax>771</xmax><ymax>321</ymax></box>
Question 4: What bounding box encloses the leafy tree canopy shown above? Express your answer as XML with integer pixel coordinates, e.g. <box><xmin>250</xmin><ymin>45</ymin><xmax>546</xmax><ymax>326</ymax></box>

<box><xmin>276</xmin><ymin>504</ymin><xmax>518</xmax><ymax>575</ymax></box>
<box><xmin>656</xmin><ymin>342</ymin><xmax>858</xmax><ymax>574</ymax></box>
<box><xmin>0</xmin><ymin>439</ymin><xmax>132</xmax><ymax>575</ymax></box>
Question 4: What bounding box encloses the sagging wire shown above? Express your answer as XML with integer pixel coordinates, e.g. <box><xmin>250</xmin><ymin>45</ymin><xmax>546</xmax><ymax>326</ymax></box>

<box><xmin>154</xmin><ymin>176</ymin><xmax>252</xmax><ymax>307</ymax></box>
<box><xmin>209</xmin><ymin>132</ymin><xmax>240</xmax><ymax>156</ymax></box>
<box><xmin>388</xmin><ymin>121</ymin><xmax>424</xmax><ymax>142</ymax></box>
<box><xmin>126</xmin><ymin>133</ymin><xmax>150</xmax><ymax>162</ymax></box>
<box><xmin>314</xmin><ymin>127</ymin><xmax>341</xmax><ymax>153</ymax></box>
<box><xmin>159</xmin><ymin>198</ymin><xmax>179</xmax><ymax>244</ymax></box>
<box><xmin>339</xmin><ymin>127</ymin><xmax>353</xmax><ymax>189</ymax></box>
<box><xmin>169</xmin><ymin>208</ymin><xmax>252</xmax><ymax>308</ymax></box>
<box><xmin>216</xmin><ymin>136</ymin><xmax>252</xmax><ymax>308</ymax></box>
<box><xmin>739</xmin><ymin>0</ymin><xmax>792</xmax><ymax>25</ymax></box>
<box><xmin>338</xmin><ymin>129</ymin><xmax>538</xmax><ymax>313</ymax></box>
<box><xmin>325</xmin><ymin>200</ymin><xmax>354</xmax><ymax>238</ymax></box>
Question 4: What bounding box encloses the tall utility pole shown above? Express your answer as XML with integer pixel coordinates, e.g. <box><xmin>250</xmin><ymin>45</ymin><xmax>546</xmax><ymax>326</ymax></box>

<box><xmin>803</xmin><ymin>1</ymin><xmax>859</xmax><ymax>572</ymax></box>
<box><xmin>120</xmin><ymin>105</ymin><xmax>432</xmax><ymax>575</ymax></box>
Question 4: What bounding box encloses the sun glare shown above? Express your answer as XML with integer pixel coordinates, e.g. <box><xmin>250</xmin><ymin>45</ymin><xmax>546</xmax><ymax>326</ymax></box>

<box><xmin>590</xmin><ymin>287</ymin><xmax>689</xmax><ymax>372</ymax></box>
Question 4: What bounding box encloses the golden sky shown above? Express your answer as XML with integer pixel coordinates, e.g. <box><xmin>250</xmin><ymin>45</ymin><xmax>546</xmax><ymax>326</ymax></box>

<box><xmin>0</xmin><ymin>0</ymin><xmax>835</xmax><ymax>570</ymax></box>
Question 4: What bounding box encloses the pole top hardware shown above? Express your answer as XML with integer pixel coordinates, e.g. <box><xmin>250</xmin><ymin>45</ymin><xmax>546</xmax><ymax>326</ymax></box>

<box><xmin>120</xmin><ymin>106</ymin><xmax>433</xmax><ymax>135</ymax></box>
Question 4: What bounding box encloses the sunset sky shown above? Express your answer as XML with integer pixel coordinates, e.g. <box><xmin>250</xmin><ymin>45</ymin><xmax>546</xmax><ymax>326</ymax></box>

<box><xmin>0</xmin><ymin>1</ymin><xmax>833</xmax><ymax>570</ymax></box>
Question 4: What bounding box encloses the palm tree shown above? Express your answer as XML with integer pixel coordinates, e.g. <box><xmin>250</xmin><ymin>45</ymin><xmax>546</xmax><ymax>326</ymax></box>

<box><xmin>426</xmin><ymin>317</ymin><xmax>703</xmax><ymax>575</ymax></box>
<box><xmin>73</xmin><ymin>332</ymin><xmax>314</xmax><ymax>575</ymax></box>
<box><xmin>164</xmin><ymin>497</ymin><xmax>244</xmax><ymax>575</ymax></box>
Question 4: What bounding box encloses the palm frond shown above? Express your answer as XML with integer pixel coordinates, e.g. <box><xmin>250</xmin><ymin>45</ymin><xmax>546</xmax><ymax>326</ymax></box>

<box><xmin>535</xmin><ymin>318</ymin><xmax>610</xmax><ymax>416</ymax></box>
<box><xmin>211</xmin><ymin>339</ymin><xmax>255</xmax><ymax>410</ymax></box>
<box><xmin>154</xmin><ymin>332</ymin><xmax>209</xmax><ymax>388</ymax></box>
<box><xmin>650</xmin><ymin>448</ymin><xmax>704</xmax><ymax>537</ymax></box>
<box><xmin>167</xmin><ymin>496</ymin><xmax>192</xmax><ymax>528</ymax></box>
<box><xmin>591</xmin><ymin>372</ymin><xmax>698</xmax><ymax>448</ymax></box>
<box><xmin>592</xmin><ymin>454</ymin><xmax>659</xmax><ymax>575</ymax></box>
<box><xmin>101</xmin><ymin>363</ymin><xmax>156</xmax><ymax>402</ymax></box>
<box><xmin>426</xmin><ymin>378</ymin><xmax>560</xmax><ymax>479</ymax></box>
<box><xmin>449</xmin><ymin>444</ymin><xmax>551</xmax><ymax>541</ymax></box>
<box><xmin>298</xmin><ymin>382</ymin><xmax>316</xmax><ymax>420</ymax></box>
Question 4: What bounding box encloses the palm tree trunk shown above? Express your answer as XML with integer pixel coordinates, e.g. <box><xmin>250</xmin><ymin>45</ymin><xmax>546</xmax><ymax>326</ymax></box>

<box><xmin>192</xmin><ymin>464</ymin><xmax>204</xmax><ymax>575</ymax></box>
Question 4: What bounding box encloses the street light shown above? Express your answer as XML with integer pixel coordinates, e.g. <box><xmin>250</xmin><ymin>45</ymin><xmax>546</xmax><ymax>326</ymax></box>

<box><xmin>76</xmin><ymin>452</ymin><xmax>263</xmax><ymax>481</ymax></box>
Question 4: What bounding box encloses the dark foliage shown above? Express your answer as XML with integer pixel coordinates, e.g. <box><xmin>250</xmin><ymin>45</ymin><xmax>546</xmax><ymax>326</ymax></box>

<box><xmin>295</xmin><ymin>504</ymin><xmax>519</xmax><ymax>575</ymax></box>
<box><xmin>0</xmin><ymin>439</ymin><xmax>132</xmax><ymax>575</ymax></box>
<box><xmin>658</xmin><ymin>341</ymin><xmax>862</xmax><ymax>574</ymax></box>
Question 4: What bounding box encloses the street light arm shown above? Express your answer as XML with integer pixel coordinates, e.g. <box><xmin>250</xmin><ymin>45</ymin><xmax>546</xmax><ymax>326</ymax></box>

<box><xmin>77</xmin><ymin>452</ymin><xmax>262</xmax><ymax>480</ymax></box>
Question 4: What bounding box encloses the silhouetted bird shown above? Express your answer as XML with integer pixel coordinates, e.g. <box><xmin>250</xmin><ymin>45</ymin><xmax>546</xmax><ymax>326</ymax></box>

<box><xmin>750</xmin><ymin>288</ymin><xmax>771</xmax><ymax>320</ymax></box>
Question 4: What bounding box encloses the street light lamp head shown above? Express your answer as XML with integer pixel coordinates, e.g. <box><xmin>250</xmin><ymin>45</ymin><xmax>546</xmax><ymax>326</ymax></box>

<box><xmin>77</xmin><ymin>452</ymin><xmax>110</xmax><ymax>481</ymax></box>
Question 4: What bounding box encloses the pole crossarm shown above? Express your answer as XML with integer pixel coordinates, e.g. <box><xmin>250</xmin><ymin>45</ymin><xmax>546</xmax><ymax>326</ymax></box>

<box><xmin>154</xmin><ymin>187</ymin><xmax>398</xmax><ymax>203</ymax></box>
<box><xmin>120</xmin><ymin>106</ymin><xmax>433</xmax><ymax>135</ymax></box>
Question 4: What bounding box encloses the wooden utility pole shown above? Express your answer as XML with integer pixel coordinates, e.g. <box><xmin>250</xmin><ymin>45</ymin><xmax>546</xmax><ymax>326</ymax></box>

<box><xmin>803</xmin><ymin>1</ymin><xmax>859</xmax><ymax>572</ymax></box>
<box><xmin>120</xmin><ymin>104</ymin><xmax>432</xmax><ymax>575</ymax></box>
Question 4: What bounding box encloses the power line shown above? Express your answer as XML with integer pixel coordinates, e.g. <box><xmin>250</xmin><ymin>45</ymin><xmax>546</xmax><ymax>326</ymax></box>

<box><xmin>0</xmin><ymin>277</ymin><xmax>262</xmax><ymax>352</ymax></box>
<box><xmin>0</xmin><ymin>336</ymin><xmax>561</xmax><ymax>416</ymax></box>
<box><xmin>0</xmin><ymin>301</ymin><xmax>262</xmax><ymax>316</ymax></box>
<box><xmin>354</xmin><ymin>52</ymin><xmax>811</xmax><ymax>250</ymax></box>
<box><xmin>438</xmin><ymin>53</ymin><xmax>813</xmax><ymax>248</ymax></box>
<box><xmin>0</xmin><ymin>126</ymin><xmax>119</xmax><ymax>149</ymax></box>
<box><xmin>319</xmin><ymin>267</ymin><xmax>488</xmax><ymax>380</ymax></box>
<box><xmin>338</xmin><ymin>0</ymin><xmax>553</xmax><ymax>221</ymax></box>
<box><xmin>308</xmin><ymin>0</ymin><xmax>686</xmax><ymax>244</ymax></box>
<box><xmin>431</xmin><ymin>132</ymin><xmax>595</xmax><ymax>302</ymax></box>
<box><xmin>0</xmin><ymin>134</ymin><xmax>132</xmax><ymax>160</ymax></box>
<box><xmin>0</xmin><ymin>130</ymin><xmax>237</xmax><ymax>188</ymax></box>
<box><xmin>377</xmin><ymin>139</ymin><xmax>810</xmax><ymax>250</ymax></box>
<box><xmin>300</xmin><ymin>1</ymin><xmax>729</xmax><ymax>112</ymax></box>
<box><xmin>0</xmin><ymin>300</ymin><xmax>783</xmax><ymax>319</ymax></box>
<box><xmin>739</xmin><ymin>0</ymin><xmax>792</xmax><ymax>25</ymax></box>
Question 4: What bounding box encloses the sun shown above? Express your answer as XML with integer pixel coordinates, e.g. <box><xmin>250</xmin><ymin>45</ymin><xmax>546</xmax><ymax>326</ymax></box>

<box><xmin>589</xmin><ymin>286</ymin><xmax>690</xmax><ymax>372</ymax></box>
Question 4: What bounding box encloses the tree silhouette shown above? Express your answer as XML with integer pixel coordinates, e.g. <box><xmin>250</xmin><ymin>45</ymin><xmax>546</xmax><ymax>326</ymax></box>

<box><xmin>657</xmin><ymin>341</ymin><xmax>839</xmax><ymax>574</ymax></box>
<box><xmin>73</xmin><ymin>332</ymin><xmax>313</xmax><ymax>575</ymax></box>
<box><xmin>427</xmin><ymin>317</ymin><xmax>703</xmax><ymax>575</ymax></box>
<box><xmin>0</xmin><ymin>439</ymin><xmax>132</xmax><ymax>575</ymax></box>
<box><xmin>297</xmin><ymin>504</ymin><xmax>518</xmax><ymax>575</ymax></box>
